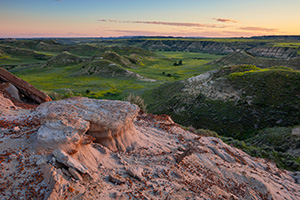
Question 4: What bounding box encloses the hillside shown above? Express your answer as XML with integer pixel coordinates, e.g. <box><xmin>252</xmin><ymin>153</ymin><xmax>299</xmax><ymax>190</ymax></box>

<box><xmin>146</xmin><ymin>65</ymin><xmax>300</xmax><ymax>170</ymax></box>
<box><xmin>3</xmin><ymin>39</ymin><xmax>221</xmax><ymax>100</ymax></box>
<box><xmin>148</xmin><ymin>65</ymin><xmax>300</xmax><ymax>134</ymax></box>
<box><xmin>209</xmin><ymin>50</ymin><xmax>300</xmax><ymax>69</ymax></box>
<box><xmin>0</xmin><ymin>44</ymin><xmax>52</xmax><ymax>66</ymax></box>
<box><xmin>76</xmin><ymin>59</ymin><xmax>145</xmax><ymax>79</ymax></box>
<box><xmin>0</xmin><ymin>92</ymin><xmax>299</xmax><ymax>199</ymax></box>
<box><xmin>97</xmin><ymin>38</ymin><xmax>300</xmax><ymax>59</ymax></box>
<box><xmin>41</xmin><ymin>51</ymin><xmax>89</xmax><ymax>68</ymax></box>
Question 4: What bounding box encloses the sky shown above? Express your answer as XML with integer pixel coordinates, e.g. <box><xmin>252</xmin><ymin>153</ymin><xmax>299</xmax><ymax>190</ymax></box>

<box><xmin>0</xmin><ymin>0</ymin><xmax>299</xmax><ymax>38</ymax></box>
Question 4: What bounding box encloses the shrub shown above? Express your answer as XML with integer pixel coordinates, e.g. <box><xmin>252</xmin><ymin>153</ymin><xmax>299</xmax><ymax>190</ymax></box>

<box><xmin>196</xmin><ymin>129</ymin><xmax>219</xmax><ymax>137</ymax></box>
<box><xmin>126</xmin><ymin>93</ymin><xmax>147</xmax><ymax>113</ymax></box>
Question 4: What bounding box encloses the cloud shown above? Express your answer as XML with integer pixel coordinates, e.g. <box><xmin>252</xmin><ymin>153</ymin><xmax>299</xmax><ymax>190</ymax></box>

<box><xmin>239</xmin><ymin>26</ymin><xmax>278</xmax><ymax>32</ymax></box>
<box><xmin>213</xmin><ymin>18</ymin><xmax>239</xmax><ymax>23</ymax></box>
<box><xmin>106</xmin><ymin>29</ymin><xmax>173</xmax><ymax>37</ymax></box>
<box><xmin>99</xmin><ymin>19</ymin><xmax>226</xmax><ymax>29</ymax></box>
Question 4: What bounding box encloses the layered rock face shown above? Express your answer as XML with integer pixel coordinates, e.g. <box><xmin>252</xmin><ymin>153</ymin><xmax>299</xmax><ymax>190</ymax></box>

<box><xmin>247</xmin><ymin>46</ymin><xmax>298</xmax><ymax>59</ymax></box>
<box><xmin>140</xmin><ymin>40</ymin><xmax>299</xmax><ymax>59</ymax></box>
<box><xmin>0</xmin><ymin>67</ymin><xmax>52</xmax><ymax>104</ymax></box>
<box><xmin>36</xmin><ymin>97</ymin><xmax>139</xmax><ymax>152</ymax></box>
<box><xmin>0</xmin><ymin>95</ymin><xmax>299</xmax><ymax>199</ymax></box>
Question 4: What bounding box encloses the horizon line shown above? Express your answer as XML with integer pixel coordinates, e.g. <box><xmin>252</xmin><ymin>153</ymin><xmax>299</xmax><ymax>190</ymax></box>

<box><xmin>1</xmin><ymin>34</ymin><xmax>300</xmax><ymax>40</ymax></box>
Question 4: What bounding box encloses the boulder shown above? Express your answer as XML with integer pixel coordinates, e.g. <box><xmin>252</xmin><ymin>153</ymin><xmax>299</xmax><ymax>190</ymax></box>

<box><xmin>68</xmin><ymin>167</ymin><xmax>83</xmax><ymax>181</ymax></box>
<box><xmin>52</xmin><ymin>149</ymin><xmax>89</xmax><ymax>174</ymax></box>
<box><xmin>36</xmin><ymin>97</ymin><xmax>140</xmax><ymax>151</ymax></box>
<box><xmin>4</xmin><ymin>83</ymin><xmax>20</xmax><ymax>100</ymax></box>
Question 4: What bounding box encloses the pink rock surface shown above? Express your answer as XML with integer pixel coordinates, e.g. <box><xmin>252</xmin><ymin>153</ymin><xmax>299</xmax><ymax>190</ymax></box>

<box><xmin>0</xmin><ymin>97</ymin><xmax>299</xmax><ymax>199</ymax></box>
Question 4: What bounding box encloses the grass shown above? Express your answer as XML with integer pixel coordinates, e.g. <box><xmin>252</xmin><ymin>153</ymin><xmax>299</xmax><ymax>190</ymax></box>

<box><xmin>130</xmin><ymin>51</ymin><xmax>223</xmax><ymax>81</ymax></box>
<box><xmin>147</xmin><ymin>65</ymin><xmax>300</xmax><ymax>138</ymax></box>
<box><xmin>10</xmin><ymin>50</ymin><xmax>222</xmax><ymax>101</ymax></box>
<box><xmin>12</xmin><ymin>64</ymin><xmax>159</xmax><ymax>100</ymax></box>
<box><xmin>273</xmin><ymin>42</ymin><xmax>300</xmax><ymax>48</ymax></box>
<box><xmin>272</xmin><ymin>42</ymin><xmax>300</xmax><ymax>55</ymax></box>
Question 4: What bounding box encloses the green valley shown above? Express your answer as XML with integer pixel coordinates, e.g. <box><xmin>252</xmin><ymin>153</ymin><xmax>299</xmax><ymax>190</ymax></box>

<box><xmin>1</xmin><ymin>36</ymin><xmax>300</xmax><ymax>171</ymax></box>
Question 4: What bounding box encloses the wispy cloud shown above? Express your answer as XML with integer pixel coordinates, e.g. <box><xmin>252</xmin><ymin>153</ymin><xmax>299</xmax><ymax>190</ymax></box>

<box><xmin>213</xmin><ymin>18</ymin><xmax>239</xmax><ymax>23</ymax></box>
<box><xmin>239</xmin><ymin>26</ymin><xmax>278</xmax><ymax>32</ymax></box>
<box><xmin>98</xmin><ymin>19</ymin><xmax>226</xmax><ymax>28</ymax></box>
<box><xmin>107</xmin><ymin>29</ymin><xmax>172</xmax><ymax>36</ymax></box>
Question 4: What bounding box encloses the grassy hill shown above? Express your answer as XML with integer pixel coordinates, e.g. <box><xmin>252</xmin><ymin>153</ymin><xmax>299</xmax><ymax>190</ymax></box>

<box><xmin>0</xmin><ymin>44</ymin><xmax>53</xmax><ymax>65</ymax></box>
<box><xmin>41</xmin><ymin>51</ymin><xmax>89</xmax><ymax>68</ymax></box>
<box><xmin>209</xmin><ymin>49</ymin><xmax>300</xmax><ymax>69</ymax></box>
<box><xmin>146</xmin><ymin>65</ymin><xmax>300</xmax><ymax>138</ymax></box>
<box><xmin>145</xmin><ymin>65</ymin><xmax>300</xmax><ymax>170</ymax></box>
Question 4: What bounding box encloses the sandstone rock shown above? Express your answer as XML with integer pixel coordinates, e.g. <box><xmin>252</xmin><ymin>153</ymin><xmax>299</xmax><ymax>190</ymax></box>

<box><xmin>36</xmin><ymin>97</ymin><xmax>139</xmax><ymax>151</ymax></box>
<box><xmin>4</xmin><ymin>83</ymin><xmax>20</xmax><ymax>100</ymax></box>
<box><xmin>36</xmin><ymin>157</ymin><xmax>48</xmax><ymax>166</ymax></box>
<box><xmin>35</xmin><ymin>115</ymin><xmax>90</xmax><ymax>151</ymax></box>
<box><xmin>0</xmin><ymin>67</ymin><xmax>51</xmax><ymax>103</ymax></box>
<box><xmin>61</xmin><ymin>168</ymin><xmax>72</xmax><ymax>178</ymax></box>
<box><xmin>248</xmin><ymin>46</ymin><xmax>298</xmax><ymax>59</ymax></box>
<box><xmin>1</xmin><ymin>91</ymin><xmax>300</xmax><ymax>199</ymax></box>
<box><xmin>13</xmin><ymin>126</ymin><xmax>20</xmax><ymax>131</ymax></box>
<box><xmin>68</xmin><ymin>167</ymin><xmax>83</xmax><ymax>181</ymax></box>
<box><xmin>52</xmin><ymin>149</ymin><xmax>89</xmax><ymax>174</ymax></box>
<box><xmin>126</xmin><ymin>166</ymin><xmax>144</xmax><ymax>181</ymax></box>
<box><xmin>108</xmin><ymin>174</ymin><xmax>126</xmax><ymax>185</ymax></box>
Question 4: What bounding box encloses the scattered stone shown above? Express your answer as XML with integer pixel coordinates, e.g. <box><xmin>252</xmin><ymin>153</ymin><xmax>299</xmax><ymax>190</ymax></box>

<box><xmin>36</xmin><ymin>157</ymin><xmax>48</xmax><ymax>166</ymax></box>
<box><xmin>108</xmin><ymin>174</ymin><xmax>126</xmax><ymax>185</ymax></box>
<box><xmin>68</xmin><ymin>167</ymin><xmax>83</xmax><ymax>181</ymax></box>
<box><xmin>4</xmin><ymin>83</ymin><xmax>20</xmax><ymax>100</ymax></box>
<box><xmin>176</xmin><ymin>144</ymin><xmax>196</xmax><ymax>164</ymax></box>
<box><xmin>13</xmin><ymin>126</ymin><xmax>20</xmax><ymax>131</ymax></box>
<box><xmin>62</xmin><ymin>168</ymin><xmax>72</xmax><ymax>178</ymax></box>
<box><xmin>126</xmin><ymin>166</ymin><xmax>144</xmax><ymax>181</ymax></box>
<box><xmin>52</xmin><ymin>149</ymin><xmax>89</xmax><ymax>174</ymax></box>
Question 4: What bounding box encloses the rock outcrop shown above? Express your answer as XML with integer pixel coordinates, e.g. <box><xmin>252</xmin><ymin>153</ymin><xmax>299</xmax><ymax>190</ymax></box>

<box><xmin>247</xmin><ymin>46</ymin><xmax>298</xmax><ymax>59</ymax></box>
<box><xmin>0</xmin><ymin>67</ymin><xmax>52</xmax><ymax>104</ymax></box>
<box><xmin>208</xmin><ymin>49</ymin><xmax>300</xmax><ymax>69</ymax></box>
<box><xmin>138</xmin><ymin>39</ymin><xmax>299</xmax><ymax>59</ymax></box>
<box><xmin>35</xmin><ymin>97</ymin><xmax>140</xmax><ymax>152</ymax></box>
<box><xmin>0</xmin><ymin>95</ymin><xmax>299</xmax><ymax>199</ymax></box>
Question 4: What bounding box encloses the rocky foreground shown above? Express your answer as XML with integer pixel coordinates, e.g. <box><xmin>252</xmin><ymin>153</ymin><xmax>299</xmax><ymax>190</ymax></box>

<box><xmin>0</xmin><ymin>95</ymin><xmax>299</xmax><ymax>200</ymax></box>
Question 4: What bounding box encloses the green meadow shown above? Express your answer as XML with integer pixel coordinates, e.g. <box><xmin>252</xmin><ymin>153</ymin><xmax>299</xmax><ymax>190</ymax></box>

<box><xmin>10</xmin><ymin>51</ymin><xmax>223</xmax><ymax>100</ymax></box>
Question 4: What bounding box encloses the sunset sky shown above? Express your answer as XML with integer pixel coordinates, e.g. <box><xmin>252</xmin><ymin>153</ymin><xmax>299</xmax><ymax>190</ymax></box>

<box><xmin>1</xmin><ymin>0</ymin><xmax>299</xmax><ymax>38</ymax></box>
